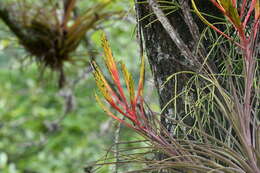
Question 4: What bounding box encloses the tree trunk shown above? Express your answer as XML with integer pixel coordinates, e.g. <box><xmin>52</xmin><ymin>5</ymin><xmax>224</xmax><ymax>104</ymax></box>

<box><xmin>135</xmin><ymin>0</ymin><xmax>223</xmax><ymax>131</ymax></box>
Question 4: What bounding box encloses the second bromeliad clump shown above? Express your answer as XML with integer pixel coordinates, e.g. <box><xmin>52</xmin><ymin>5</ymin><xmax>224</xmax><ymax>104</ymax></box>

<box><xmin>0</xmin><ymin>0</ymin><xmax>116</xmax><ymax>87</ymax></box>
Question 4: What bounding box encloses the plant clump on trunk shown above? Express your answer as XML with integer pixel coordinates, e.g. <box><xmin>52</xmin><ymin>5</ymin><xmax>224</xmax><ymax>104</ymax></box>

<box><xmin>0</xmin><ymin>0</ymin><xmax>115</xmax><ymax>87</ymax></box>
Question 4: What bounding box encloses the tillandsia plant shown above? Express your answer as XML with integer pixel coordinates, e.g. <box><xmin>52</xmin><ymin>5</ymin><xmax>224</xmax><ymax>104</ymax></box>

<box><xmin>92</xmin><ymin>0</ymin><xmax>259</xmax><ymax>172</ymax></box>
<box><xmin>191</xmin><ymin>0</ymin><xmax>260</xmax><ymax>171</ymax></box>
<box><xmin>92</xmin><ymin>33</ymin><xmax>147</xmax><ymax>130</ymax></box>
<box><xmin>0</xmin><ymin>0</ymin><xmax>116</xmax><ymax>87</ymax></box>
<box><xmin>91</xmin><ymin>34</ymin><xmax>187</xmax><ymax>170</ymax></box>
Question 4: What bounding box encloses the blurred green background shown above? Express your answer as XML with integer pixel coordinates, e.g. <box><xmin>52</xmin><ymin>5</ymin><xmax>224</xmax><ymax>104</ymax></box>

<box><xmin>0</xmin><ymin>0</ymin><xmax>159</xmax><ymax>172</ymax></box>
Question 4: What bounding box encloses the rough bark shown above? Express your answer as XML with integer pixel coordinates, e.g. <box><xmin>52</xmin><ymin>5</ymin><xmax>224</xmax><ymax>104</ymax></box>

<box><xmin>135</xmin><ymin>0</ymin><xmax>223</xmax><ymax>130</ymax></box>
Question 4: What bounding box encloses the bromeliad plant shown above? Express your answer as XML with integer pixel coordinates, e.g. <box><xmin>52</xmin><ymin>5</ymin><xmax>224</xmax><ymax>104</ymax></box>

<box><xmin>92</xmin><ymin>34</ymin><xmax>183</xmax><ymax>159</ymax></box>
<box><xmin>92</xmin><ymin>0</ymin><xmax>259</xmax><ymax>172</ymax></box>
<box><xmin>92</xmin><ymin>33</ymin><xmax>146</xmax><ymax>130</ymax></box>
<box><xmin>92</xmin><ymin>34</ymin><xmax>160</xmax><ymax>135</ymax></box>
<box><xmin>0</xmin><ymin>0</ymin><xmax>116</xmax><ymax>87</ymax></box>
<box><xmin>191</xmin><ymin>0</ymin><xmax>260</xmax><ymax>172</ymax></box>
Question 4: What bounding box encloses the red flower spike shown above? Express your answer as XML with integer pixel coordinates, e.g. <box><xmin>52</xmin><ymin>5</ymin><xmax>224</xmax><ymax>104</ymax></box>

<box><xmin>101</xmin><ymin>34</ymin><xmax>128</xmax><ymax>106</ymax></box>
<box><xmin>92</xmin><ymin>33</ymin><xmax>146</xmax><ymax>130</ymax></box>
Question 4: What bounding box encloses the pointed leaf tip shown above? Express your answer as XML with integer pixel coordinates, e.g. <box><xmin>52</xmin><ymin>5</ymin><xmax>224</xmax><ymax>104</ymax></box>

<box><xmin>137</xmin><ymin>55</ymin><xmax>145</xmax><ymax>99</ymax></box>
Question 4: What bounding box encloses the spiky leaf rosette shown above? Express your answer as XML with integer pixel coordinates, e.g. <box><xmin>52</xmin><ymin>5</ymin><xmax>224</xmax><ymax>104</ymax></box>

<box><xmin>92</xmin><ymin>33</ymin><xmax>146</xmax><ymax>130</ymax></box>
<box><xmin>0</xmin><ymin>0</ymin><xmax>117</xmax><ymax>87</ymax></box>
